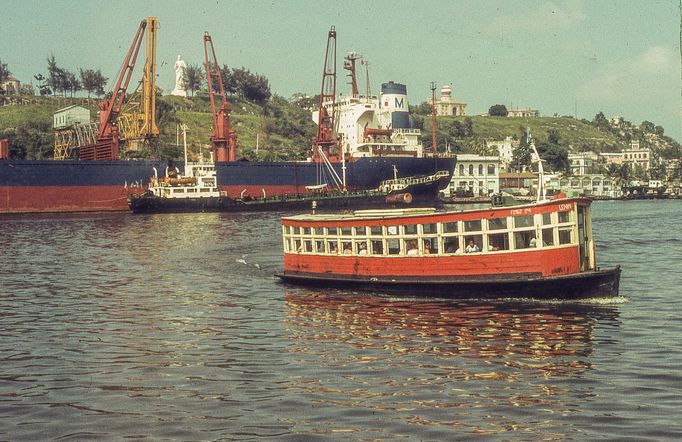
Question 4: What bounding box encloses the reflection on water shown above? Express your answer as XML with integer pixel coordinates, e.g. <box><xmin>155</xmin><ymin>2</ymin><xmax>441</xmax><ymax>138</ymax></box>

<box><xmin>284</xmin><ymin>290</ymin><xmax>621</xmax><ymax>437</ymax></box>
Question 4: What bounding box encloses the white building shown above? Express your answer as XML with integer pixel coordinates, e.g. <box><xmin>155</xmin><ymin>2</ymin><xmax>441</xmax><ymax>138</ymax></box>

<box><xmin>622</xmin><ymin>140</ymin><xmax>651</xmax><ymax>171</ymax></box>
<box><xmin>485</xmin><ymin>136</ymin><xmax>518</xmax><ymax>171</ymax></box>
<box><xmin>507</xmin><ymin>108</ymin><xmax>539</xmax><ymax>118</ymax></box>
<box><xmin>444</xmin><ymin>154</ymin><xmax>501</xmax><ymax>197</ymax></box>
<box><xmin>434</xmin><ymin>84</ymin><xmax>467</xmax><ymax>117</ymax></box>
<box><xmin>546</xmin><ymin>174</ymin><xmax>620</xmax><ymax>198</ymax></box>
<box><xmin>53</xmin><ymin>105</ymin><xmax>90</xmax><ymax>129</ymax></box>
<box><xmin>568</xmin><ymin>151</ymin><xmax>600</xmax><ymax>175</ymax></box>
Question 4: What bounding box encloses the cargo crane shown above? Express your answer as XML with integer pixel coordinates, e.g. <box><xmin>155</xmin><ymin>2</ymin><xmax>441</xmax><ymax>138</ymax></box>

<box><xmin>311</xmin><ymin>26</ymin><xmax>338</xmax><ymax>162</ymax></box>
<box><xmin>78</xmin><ymin>18</ymin><xmax>156</xmax><ymax>160</ymax></box>
<box><xmin>203</xmin><ymin>32</ymin><xmax>237</xmax><ymax>162</ymax></box>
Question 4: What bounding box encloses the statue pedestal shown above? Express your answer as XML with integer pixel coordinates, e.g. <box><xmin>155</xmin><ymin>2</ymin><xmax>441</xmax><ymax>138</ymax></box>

<box><xmin>171</xmin><ymin>88</ymin><xmax>187</xmax><ymax>97</ymax></box>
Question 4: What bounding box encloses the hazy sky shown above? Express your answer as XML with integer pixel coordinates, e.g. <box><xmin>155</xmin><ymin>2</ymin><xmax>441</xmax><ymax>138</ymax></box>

<box><xmin>3</xmin><ymin>0</ymin><xmax>681</xmax><ymax>140</ymax></box>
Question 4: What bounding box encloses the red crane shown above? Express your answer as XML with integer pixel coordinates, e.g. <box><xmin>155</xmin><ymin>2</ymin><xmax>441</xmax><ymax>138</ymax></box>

<box><xmin>203</xmin><ymin>32</ymin><xmax>237</xmax><ymax>162</ymax></box>
<box><xmin>312</xmin><ymin>26</ymin><xmax>337</xmax><ymax>162</ymax></box>
<box><xmin>79</xmin><ymin>19</ymin><xmax>148</xmax><ymax>160</ymax></box>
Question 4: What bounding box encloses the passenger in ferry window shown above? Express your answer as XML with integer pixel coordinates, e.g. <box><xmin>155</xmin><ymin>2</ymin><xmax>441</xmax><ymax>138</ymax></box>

<box><xmin>423</xmin><ymin>241</ymin><xmax>431</xmax><ymax>255</ymax></box>
<box><xmin>445</xmin><ymin>239</ymin><xmax>459</xmax><ymax>254</ymax></box>
<box><xmin>342</xmin><ymin>242</ymin><xmax>352</xmax><ymax>254</ymax></box>
<box><xmin>529</xmin><ymin>237</ymin><xmax>538</xmax><ymax>247</ymax></box>
<box><xmin>407</xmin><ymin>240</ymin><xmax>419</xmax><ymax>255</ymax></box>
<box><xmin>465</xmin><ymin>238</ymin><xmax>480</xmax><ymax>253</ymax></box>
<box><xmin>488</xmin><ymin>241</ymin><xmax>499</xmax><ymax>251</ymax></box>
<box><xmin>329</xmin><ymin>242</ymin><xmax>338</xmax><ymax>254</ymax></box>
<box><xmin>358</xmin><ymin>242</ymin><xmax>368</xmax><ymax>255</ymax></box>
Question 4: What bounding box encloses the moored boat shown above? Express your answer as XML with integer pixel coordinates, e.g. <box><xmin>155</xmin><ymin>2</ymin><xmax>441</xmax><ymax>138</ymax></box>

<box><xmin>277</xmin><ymin>196</ymin><xmax>621</xmax><ymax>299</ymax></box>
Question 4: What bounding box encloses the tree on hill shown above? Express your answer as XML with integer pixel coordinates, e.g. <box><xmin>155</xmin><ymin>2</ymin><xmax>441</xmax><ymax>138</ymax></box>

<box><xmin>0</xmin><ymin>59</ymin><xmax>11</xmax><ymax>94</ymax></box>
<box><xmin>183</xmin><ymin>63</ymin><xmax>204</xmax><ymax>97</ymax></box>
<box><xmin>592</xmin><ymin>111</ymin><xmax>610</xmax><ymax>131</ymax></box>
<box><xmin>488</xmin><ymin>104</ymin><xmax>508</xmax><ymax>117</ymax></box>
<box><xmin>536</xmin><ymin>129</ymin><xmax>569</xmax><ymax>173</ymax></box>
<box><xmin>79</xmin><ymin>68</ymin><xmax>108</xmax><ymax>98</ymax></box>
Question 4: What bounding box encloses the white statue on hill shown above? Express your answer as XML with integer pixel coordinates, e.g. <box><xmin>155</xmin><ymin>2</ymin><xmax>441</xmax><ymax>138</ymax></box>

<box><xmin>171</xmin><ymin>55</ymin><xmax>187</xmax><ymax>97</ymax></box>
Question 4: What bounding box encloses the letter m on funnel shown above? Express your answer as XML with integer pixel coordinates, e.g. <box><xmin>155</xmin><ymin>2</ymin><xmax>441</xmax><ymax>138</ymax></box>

<box><xmin>395</xmin><ymin>97</ymin><xmax>404</xmax><ymax>108</ymax></box>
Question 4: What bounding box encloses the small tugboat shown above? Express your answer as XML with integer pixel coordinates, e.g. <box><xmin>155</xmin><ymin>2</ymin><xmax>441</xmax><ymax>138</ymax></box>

<box><xmin>276</xmin><ymin>195</ymin><xmax>621</xmax><ymax>299</ymax></box>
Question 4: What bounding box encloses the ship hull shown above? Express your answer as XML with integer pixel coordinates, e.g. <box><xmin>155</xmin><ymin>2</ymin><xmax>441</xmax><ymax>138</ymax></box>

<box><xmin>0</xmin><ymin>157</ymin><xmax>454</xmax><ymax>214</ymax></box>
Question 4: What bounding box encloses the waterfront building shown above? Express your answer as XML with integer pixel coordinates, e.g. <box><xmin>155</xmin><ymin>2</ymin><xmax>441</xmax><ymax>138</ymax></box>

<box><xmin>600</xmin><ymin>152</ymin><xmax>624</xmax><ymax>166</ymax></box>
<box><xmin>622</xmin><ymin>140</ymin><xmax>651</xmax><ymax>171</ymax></box>
<box><xmin>444</xmin><ymin>154</ymin><xmax>500</xmax><ymax>197</ymax></box>
<box><xmin>547</xmin><ymin>174</ymin><xmax>619</xmax><ymax>198</ymax></box>
<box><xmin>499</xmin><ymin>172</ymin><xmax>536</xmax><ymax>195</ymax></box>
<box><xmin>568</xmin><ymin>151</ymin><xmax>601</xmax><ymax>175</ymax></box>
<box><xmin>434</xmin><ymin>84</ymin><xmax>467</xmax><ymax>117</ymax></box>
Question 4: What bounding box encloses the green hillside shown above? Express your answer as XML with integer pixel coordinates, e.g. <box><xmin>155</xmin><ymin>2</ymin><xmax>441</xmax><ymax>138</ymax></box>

<box><xmin>0</xmin><ymin>95</ymin><xmax>678</xmax><ymax>165</ymax></box>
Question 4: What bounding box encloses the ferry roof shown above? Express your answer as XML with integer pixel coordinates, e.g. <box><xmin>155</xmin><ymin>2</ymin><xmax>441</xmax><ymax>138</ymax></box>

<box><xmin>282</xmin><ymin>197</ymin><xmax>592</xmax><ymax>224</ymax></box>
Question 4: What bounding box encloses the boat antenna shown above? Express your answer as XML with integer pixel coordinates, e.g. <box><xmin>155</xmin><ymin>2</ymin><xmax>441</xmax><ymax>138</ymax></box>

<box><xmin>181</xmin><ymin>124</ymin><xmax>188</xmax><ymax>168</ymax></box>
<box><xmin>527</xmin><ymin>128</ymin><xmax>545</xmax><ymax>202</ymax></box>
<box><xmin>430</xmin><ymin>81</ymin><xmax>438</xmax><ymax>157</ymax></box>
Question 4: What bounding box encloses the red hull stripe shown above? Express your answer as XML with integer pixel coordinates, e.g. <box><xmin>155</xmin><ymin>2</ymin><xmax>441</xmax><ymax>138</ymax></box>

<box><xmin>284</xmin><ymin>247</ymin><xmax>580</xmax><ymax>278</ymax></box>
<box><xmin>0</xmin><ymin>186</ymin><xmax>139</xmax><ymax>213</ymax></box>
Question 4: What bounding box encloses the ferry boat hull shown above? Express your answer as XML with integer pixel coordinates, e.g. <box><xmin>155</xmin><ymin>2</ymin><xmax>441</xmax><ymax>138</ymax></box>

<box><xmin>277</xmin><ymin>266</ymin><xmax>621</xmax><ymax>299</ymax></box>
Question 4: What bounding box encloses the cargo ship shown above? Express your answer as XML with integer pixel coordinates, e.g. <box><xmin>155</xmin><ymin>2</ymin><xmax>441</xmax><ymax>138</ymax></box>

<box><xmin>0</xmin><ymin>24</ymin><xmax>454</xmax><ymax>214</ymax></box>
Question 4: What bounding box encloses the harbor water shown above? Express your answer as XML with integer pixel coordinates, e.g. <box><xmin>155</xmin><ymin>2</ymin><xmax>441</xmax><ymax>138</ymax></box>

<box><xmin>1</xmin><ymin>200</ymin><xmax>681</xmax><ymax>440</ymax></box>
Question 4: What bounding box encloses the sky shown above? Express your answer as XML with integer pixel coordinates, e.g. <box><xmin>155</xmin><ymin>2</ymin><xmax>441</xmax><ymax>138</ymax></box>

<box><xmin>3</xmin><ymin>0</ymin><xmax>681</xmax><ymax>140</ymax></box>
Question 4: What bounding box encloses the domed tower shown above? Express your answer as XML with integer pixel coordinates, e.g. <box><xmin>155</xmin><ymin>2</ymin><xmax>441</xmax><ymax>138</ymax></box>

<box><xmin>440</xmin><ymin>84</ymin><xmax>452</xmax><ymax>102</ymax></box>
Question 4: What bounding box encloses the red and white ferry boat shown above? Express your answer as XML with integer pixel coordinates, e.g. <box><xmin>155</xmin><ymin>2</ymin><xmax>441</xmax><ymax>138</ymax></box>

<box><xmin>277</xmin><ymin>196</ymin><xmax>621</xmax><ymax>299</ymax></box>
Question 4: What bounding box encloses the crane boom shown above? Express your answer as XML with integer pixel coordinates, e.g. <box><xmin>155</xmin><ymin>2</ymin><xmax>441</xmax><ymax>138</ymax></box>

<box><xmin>312</xmin><ymin>26</ymin><xmax>337</xmax><ymax>162</ymax></box>
<box><xmin>203</xmin><ymin>32</ymin><xmax>237</xmax><ymax>162</ymax></box>
<box><xmin>80</xmin><ymin>19</ymin><xmax>148</xmax><ymax>160</ymax></box>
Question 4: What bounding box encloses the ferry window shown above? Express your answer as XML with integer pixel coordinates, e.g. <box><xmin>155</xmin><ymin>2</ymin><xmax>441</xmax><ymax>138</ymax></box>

<box><xmin>371</xmin><ymin>240</ymin><xmax>383</xmax><ymax>255</ymax></box>
<box><xmin>297</xmin><ymin>227</ymin><xmax>305</xmax><ymax>235</ymax></box>
<box><xmin>387</xmin><ymin>226</ymin><xmax>399</xmax><ymax>236</ymax></box>
<box><xmin>558</xmin><ymin>228</ymin><xmax>572</xmax><ymax>245</ymax></box>
<box><xmin>302</xmin><ymin>227</ymin><xmax>311</xmax><ymax>235</ymax></box>
<box><xmin>487</xmin><ymin>233</ymin><xmax>509</xmax><ymax>251</ymax></box>
<box><xmin>514</xmin><ymin>231</ymin><xmax>536</xmax><ymax>249</ymax></box>
<box><xmin>444</xmin><ymin>237</ymin><xmax>460</xmax><ymax>254</ymax></box>
<box><xmin>328</xmin><ymin>240</ymin><xmax>339</xmax><ymax>254</ymax></box>
<box><xmin>312</xmin><ymin>227</ymin><xmax>323</xmax><ymax>236</ymax></box>
<box><xmin>558</xmin><ymin>211</ymin><xmax>570</xmax><ymax>224</ymax></box>
<box><xmin>327</xmin><ymin>227</ymin><xmax>338</xmax><ymax>235</ymax></box>
<box><xmin>370</xmin><ymin>226</ymin><xmax>382</xmax><ymax>236</ymax></box>
<box><xmin>188</xmin><ymin>188</ymin><xmax>196</xmax><ymax>193</ymax></box>
<box><xmin>465</xmin><ymin>235</ymin><xmax>483</xmax><ymax>253</ymax></box>
<box><xmin>404</xmin><ymin>239</ymin><xmax>419</xmax><ymax>255</ymax></box>
<box><xmin>289</xmin><ymin>226</ymin><xmax>296</xmax><ymax>235</ymax></box>
<box><xmin>387</xmin><ymin>239</ymin><xmax>400</xmax><ymax>255</ymax></box>
<box><xmin>422</xmin><ymin>238</ymin><xmax>437</xmax><ymax>254</ymax></box>
<box><xmin>404</xmin><ymin>224</ymin><xmax>417</xmax><ymax>235</ymax></box>
<box><xmin>542</xmin><ymin>213</ymin><xmax>552</xmax><ymax>225</ymax></box>
<box><xmin>514</xmin><ymin>215</ymin><xmax>534</xmax><ymax>228</ymax></box>
<box><xmin>294</xmin><ymin>240</ymin><xmax>302</xmax><ymax>252</ymax></box>
<box><xmin>341</xmin><ymin>227</ymin><xmax>352</xmax><ymax>236</ymax></box>
<box><xmin>303</xmin><ymin>240</ymin><xmax>313</xmax><ymax>252</ymax></box>
<box><xmin>487</xmin><ymin>217</ymin><xmax>507</xmax><ymax>230</ymax></box>
<box><xmin>356</xmin><ymin>240</ymin><xmax>369</xmax><ymax>255</ymax></box>
<box><xmin>443</xmin><ymin>221</ymin><xmax>458</xmax><ymax>233</ymax></box>
<box><xmin>341</xmin><ymin>242</ymin><xmax>353</xmax><ymax>254</ymax></box>
<box><xmin>422</xmin><ymin>223</ymin><xmax>437</xmax><ymax>234</ymax></box>
<box><xmin>315</xmin><ymin>240</ymin><xmax>326</xmax><ymax>253</ymax></box>
<box><xmin>200</xmin><ymin>188</ymin><xmax>210</xmax><ymax>192</ymax></box>
<box><xmin>464</xmin><ymin>220</ymin><xmax>482</xmax><ymax>232</ymax></box>
<box><xmin>354</xmin><ymin>226</ymin><xmax>367</xmax><ymax>236</ymax></box>
<box><xmin>542</xmin><ymin>228</ymin><xmax>554</xmax><ymax>246</ymax></box>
